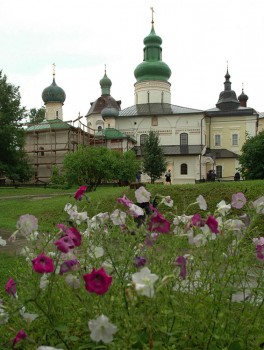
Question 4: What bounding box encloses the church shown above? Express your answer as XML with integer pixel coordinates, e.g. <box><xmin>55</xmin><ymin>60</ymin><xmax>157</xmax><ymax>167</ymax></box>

<box><xmin>25</xmin><ymin>15</ymin><xmax>259</xmax><ymax>184</ymax></box>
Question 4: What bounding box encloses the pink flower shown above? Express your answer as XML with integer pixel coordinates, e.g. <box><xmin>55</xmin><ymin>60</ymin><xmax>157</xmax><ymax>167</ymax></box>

<box><xmin>5</xmin><ymin>278</ymin><xmax>16</xmax><ymax>297</ymax></box>
<box><xmin>149</xmin><ymin>209</ymin><xmax>170</xmax><ymax>233</ymax></box>
<box><xmin>83</xmin><ymin>267</ymin><xmax>112</xmax><ymax>295</ymax></box>
<box><xmin>256</xmin><ymin>245</ymin><xmax>264</xmax><ymax>260</ymax></box>
<box><xmin>59</xmin><ymin>259</ymin><xmax>80</xmax><ymax>275</ymax></box>
<box><xmin>74</xmin><ymin>185</ymin><xmax>87</xmax><ymax>200</ymax></box>
<box><xmin>231</xmin><ymin>192</ymin><xmax>247</xmax><ymax>209</ymax></box>
<box><xmin>32</xmin><ymin>253</ymin><xmax>54</xmax><ymax>274</ymax></box>
<box><xmin>12</xmin><ymin>329</ymin><xmax>27</xmax><ymax>349</ymax></box>
<box><xmin>206</xmin><ymin>215</ymin><xmax>219</xmax><ymax>234</ymax></box>
<box><xmin>175</xmin><ymin>256</ymin><xmax>187</xmax><ymax>279</ymax></box>
<box><xmin>117</xmin><ymin>195</ymin><xmax>133</xmax><ymax>207</ymax></box>
<box><xmin>67</xmin><ymin>227</ymin><xmax>82</xmax><ymax>247</ymax></box>
<box><xmin>191</xmin><ymin>214</ymin><xmax>205</xmax><ymax>227</ymax></box>
<box><xmin>57</xmin><ymin>223</ymin><xmax>72</xmax><ymax>234</ymax></box>
<box><xmin>54</xmin><ymin>236</ymin><xmax>75</xmax><ymax>253</ymax></box>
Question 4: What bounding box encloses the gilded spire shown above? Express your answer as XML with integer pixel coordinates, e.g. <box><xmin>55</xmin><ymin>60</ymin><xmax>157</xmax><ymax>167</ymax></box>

<box><xmin>150</xmin><ymin>7</ymin><xmax>155</xmax><ymax>25</ymax></box>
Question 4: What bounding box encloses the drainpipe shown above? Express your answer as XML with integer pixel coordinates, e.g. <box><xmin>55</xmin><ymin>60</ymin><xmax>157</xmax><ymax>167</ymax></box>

<box><xmin>199</xmin><ymin>115</ymin><xmax>206</xmax><ymax>180</ymax></box>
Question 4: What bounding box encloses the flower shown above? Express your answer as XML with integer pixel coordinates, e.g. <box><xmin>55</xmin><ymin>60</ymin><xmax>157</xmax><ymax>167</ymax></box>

<box><xmin>83</xmin><ymin>267</ymin><xmax>112</xmax><ymax>295</ymax></box>
<box><xmin>256</xmin><ymin>245</ymin><xmax>264</xmax><ymax>260</ymax></box>
<box><xmin>0</xmin><ymin>236</ymin><xmax>6</xmax><ymax>246</ymax></box>
<box><xmin>5</xmin><ymin>278</ymin><xmax>17</xmax><ymax>297</ymax></box>
<box><xmin>88</xmin><ymin>314</ymin><xmax>117</xmax><ymax>344</ymax></box>
<box><xmin>39</xmin><ymin>274</ymin><xmax>49</xmax><ymax>289</ymax></box>
<box><xmin>134</xmin><ymin>256</ymin><xmax>147</xmax><ymax>268</ymax></box>
<box><xmin>191</xmin><ymin>214</ymin><xmax>205</xmax><ymax>227</ymax></box>
<box><xmin>132</xmin><ymin>267</ymin><xmax>159</xmax><ymax>297</ymax></box>
<box><xmin>231</xmin><ymin>192</ymin><xmax>247</xmax><ymax>209</ymax></box>
<box><xmin>12</xmin><ymin>329</ymin><xmax>27</xmax><ymax>349</ymax></box>
<box><xmin>161</xmin><ymin>196</ymin><xmax>174</xmax><ymax>207</ymax></box>
<box><xmin>175</xmin><ymin>256</ymin><xmax>187</xmax><ymax>279</ymax></box>
<box><xmin>206</xmin><ymin>215</ymin><xmax>219</xmax><ymax>234</ymax></box>
<box><xmin>128</xmin><ymin>203</ymin><xmax>144</xmax><ymax>217</ymax></box>
<box><xmin>74</xmin><ymin>185</ymin><xmax>87</xmax><ymax>200</ymax></box>
<box><xmin>252</xmin><ymin>196</ymin><xmax>264</xmax><ymax>214</ymax></box>
<box><xmin>16</xmin><ymin>214</ymin><xmax>38</xmax><ymax>237</ymax></box>
<box><xmin>135</xmin><ymin>186</ymin><xmax>151</xmax><ymax>203</ymax></box>
<box><xmin>88</xmin><ymin>246</ymin><xmax>105</xmax><ymax>259</ymax></box>
<box><xmin>65</xmin><ymin>274</ymin><xmax>80</xmax><ymax>289</ymax></box>
<box><xmin>59</xmin><ymin>259</ymin><xmax>80</xmax><ymax>275</ymax></box>
<box><xmin>0</xmin><ymin>302</ymin><xmax>9</xmax><ymax>324</ymax></box>
<box><xmin>149</xmin><ymin>208</ymin><xmax>170</xmax><ymax>233</ymax></box>
<box><xmin>110</xmin><ymin>209</ymin><xmax>126</xmax><ymax>226</ymax></box>
<box><xmin>117</xmin><ymin>194</ymin><xmax>133</xmax><ymax>207</ymax></box>
<box><xmin>37</xmin><ymin>347</ymin><xmax>64</xmax><ymax>350</ymax></box>
<box><xmin>54</xmin><ymin>235</ymin><xmax>75</xmax><ymax>253</ymax></box>
<box><xmin>20</xmin><ymin>309</ymin><xmax>38</xmax><ymax>323</ymax></box>
<box><xmin>32</xmin><ymin>253</ymin><xmax>54</xmax><ymax>274</ymax></box>
<box><xmin>216</xmin><ymin>200</ymin><xmax>231</xmax><ymax>216</ymax></box>
<box><xmin>196</xmin><ymin>195</ymin><xmax>207</xmax><ymax>210</ymax></box>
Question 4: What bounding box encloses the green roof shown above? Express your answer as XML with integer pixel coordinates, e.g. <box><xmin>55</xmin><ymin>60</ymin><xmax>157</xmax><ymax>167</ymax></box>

<box><xmin>96</xmin><ymin>128</ymin><xmax>136</xmax><ymax>142</ymax></box>
<box><xmin>26</xmin><ymin>119</ymin><xmax>71</xmax><ymax>132</ymax></box>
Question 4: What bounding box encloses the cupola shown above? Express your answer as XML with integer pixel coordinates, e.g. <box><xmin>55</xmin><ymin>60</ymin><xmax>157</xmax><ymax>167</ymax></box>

<box><xmin>216</xmin><ymin>68</ymin><xmax>240</xmax><ymax>111</ymax></box>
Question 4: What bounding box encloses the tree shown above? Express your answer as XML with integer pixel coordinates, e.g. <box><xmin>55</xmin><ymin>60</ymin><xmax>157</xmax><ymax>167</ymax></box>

<box><xmin>27</xmin><ymin>107</ymin><xmax>45</xmax><ymax>124</ymax></box>
<box><xmin>239</xmin><ymin>131</ymin><xmax>264</xmax><ymax>180</ymax></box>
<box><xmin>0</xmin><ymin>71</ymin><xmax>33</xmax><ymax>182</ymax></box>
<box><xmin>142</xmin><ymin>131</ymin><xmax>166</xmax><ymax>183</ymax></box>
<box><xmin>63</xmin><ymin>146</ymin><xmax>139</xmax><ymax>190</ymax></box>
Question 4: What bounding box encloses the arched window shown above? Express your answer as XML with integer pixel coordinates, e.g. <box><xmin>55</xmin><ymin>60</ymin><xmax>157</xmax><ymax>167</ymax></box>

<box><xmin>181</xmin><ymin>163</ymin><xmax>188</xmax><ymax>175</ymax></box>
<box><xmin>140</xmin><ymin>134</ymin><xmax>148</xmax><ymax>146</ymax></box>
<box><xmin>216</xmin><ymin>165</ymin><xmax>222</xmax><ymax>178</ymax></box>
<box><xmin>98</xmin><ymin>126</ymin><xmax>102</xmax><ymax>132</ymax></box>
<box><xmin>180</xmin><ymin>133</ymin><xmax>188</xmax><ymax>146</ymax></box>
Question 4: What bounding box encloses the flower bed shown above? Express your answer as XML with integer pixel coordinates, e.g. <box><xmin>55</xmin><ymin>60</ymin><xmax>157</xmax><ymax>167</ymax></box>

<box><xmin>1</xmin><ymin>186</ymin><xmax>264</xmax><ymax>349</ymax></box>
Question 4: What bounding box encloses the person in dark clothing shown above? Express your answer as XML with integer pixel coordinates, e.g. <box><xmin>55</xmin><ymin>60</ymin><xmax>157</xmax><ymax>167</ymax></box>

<box><xmin>165</xmin><ymin>169</ymin><xmax>171</xmax><ymax>184</ymax></box>
<box><xmin>234</xmin><ymin>171</ymin><xmax>240</xmax><ymax>181</ymax></box>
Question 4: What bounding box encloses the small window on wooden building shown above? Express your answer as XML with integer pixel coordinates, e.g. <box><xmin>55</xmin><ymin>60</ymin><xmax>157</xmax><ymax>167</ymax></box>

<box><xmin>39</xmin><ymin>147</ymin><xmax>44</xmax><ymax>156</ymax></box>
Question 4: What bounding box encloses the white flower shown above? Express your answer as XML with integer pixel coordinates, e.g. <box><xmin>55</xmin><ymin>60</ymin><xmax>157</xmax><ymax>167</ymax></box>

<box><xmin>16</xmin><ymin>214</ymin><xmax>38</xmax><ymax>237</ymax></box>
<box><xmin>39</xmin><ymin>274</ymin><xmax>49</xmax><ymax>289</ymax></box>
<box><xmin>0</xmin><ymin>302</ymin><xmax>8</xmax><ymax>324</ymax></box>
<box><xmin>252</xmin><ymin>196</ymin><xmax>264</xmax><ymax>214</ymax></box>
<box><xmin>135</xmin><ymin>186</ymin><xmax>151</xmax><ymax>203</ymax></box>
<box><xmin>65</xmin><ymin>274</ymin><xmax>80</xmax><ymax>289</ymax></box>
<box><xmin>0</xmin><ymin>236</ymin><xmax>6</xmax><ymax>246</ymax></box>
<box><xmin>128</xmin><ymin>203</ymin><xmax>144</xmax><ymax>217</ymax></box>
<box><xmin>188</xmin><ymin>233</ymin><xmax>207</xmax><ymax>247</ymax></box>
<box><xmin>216</xmin><ymin>200</ymin><xmax>231</xmax><ymax>216</ymax></box>
<box><xmin>88</xmin><ymin>246</ymin><xmax>104</xmax><ymax>259</ymax></box>
<box><xmin>21</xmin><ymin>311</ymin><xmax>38</xmax><ymax>323</ymax></box>
<box><xmin>102</xmin><ymin>260</ymin><xmax>114</xmax><ymax>274</ymax></box>
<box><xmin>37</xmin><ymin>347</ymin><xmax>64</xmax><ymax>350</ymax></box>
<box><xmin>110</xmin><ymin>209</ymin><xmax>126</xmax><ymax>225</ymax></box>
<box><xmin>161</xmin><ymin>196</ymin><xmax>174</xmax><ymax>207</ymax></box>
<box><xmin>88</xmin><ymin>314</ymin><xmax>117</xmax><ymax>344</ymax></box>
<box><xmin>90</xmin><ymin>212</ymin><xmax>109</xmax><ymax>230</ymax></box>
<box><xmin>132</xmin><ymin>267</ymin><xmax>159</xmax><ymax>298</ymax></box>
<box><xmin>196</xmin><ymin>195</ymin><xmax>207</xmax><ymax>210</ymax></box>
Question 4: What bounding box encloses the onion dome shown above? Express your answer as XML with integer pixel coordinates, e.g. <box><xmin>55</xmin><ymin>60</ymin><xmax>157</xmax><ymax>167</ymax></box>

<box><xmin>216</xmin><ymin>69</ymin><xmax>239</xmax><ymax>111</ymax></box>
<box><xmin>42</xmin><ymin>76</ymin><xmax>66</xmax><ymax>104</ymax></box>
<box><xmin>100</xmin><ymin>69</ymin><xmax>112</xmax><ymax>95</ymax></box>
<box><xmin>238</xmin><ymin>87</ymin><xmax>248</xmax><ymax>107</ymax></box>
<box><xmin>134</xmin><ymin>20</ymin><xmax>171</xmax><ymax>83</ymax></box>
<box><xmin>101</xmin><ymin>105</ymin><xmax>119</xmax><ymax>119</ymax></box>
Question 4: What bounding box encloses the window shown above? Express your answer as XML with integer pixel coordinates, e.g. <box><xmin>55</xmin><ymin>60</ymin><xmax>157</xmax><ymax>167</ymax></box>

<box><xmin>216</xmin><ymin>165</ymin><xmax>222</xmax><ymax>178</ymax></box>
<box><xmin>56</xmin><ymin>110</ymin><xmax>59</xmax><ymax>118</ymax></box>
<box><xmin>232</xmin><ymin>134</ymin><xmax>238</xmax><ymax>146</ymax></box>
<box><xmin>147</xmin><ymin>91</ymin><xmax>150</xmax><ymax>103</ymax></box>
<box><xmin>152</xmin><ymin>116</ymin><xmax>158</xmax><ymax>126</ymax></box>
<box><xmin>180</xmin><ymin>133</ymin><xmax>188</xmax><ymax>146</ymax></box>
<box><xmin>161</xmin><ymin>91</ymin><xmax>164</xmax><ymax>103</ymax></box>
<box><xmin>140</xmin><ymin>134</ymin><xmax>148</xmax><ymax>146</ymax></box>
<box><xmin>215</xmin><ymin>134</ymin><xmax>221</xmax><ymax>146</ymax></box>
<box><xmin>98</xmin><ymin>126</ymin><xmax>102</xmax><ymax>132</ymax></box>
<box><xmin>180</xmin><ymin>163</ymin><xmax>188</xmax><ymax>175</ymax></box>
<box><xmin>39</xmin><ymin>147</ymin><xmax>44</xmax><ymax>156</ymax></box>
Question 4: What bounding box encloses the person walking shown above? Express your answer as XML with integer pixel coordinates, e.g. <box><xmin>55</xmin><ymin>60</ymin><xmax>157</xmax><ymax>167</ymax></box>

<box><xmin>165</xmin><ymin>169</ymin><xmax>171</xmax><ymax>185</ymax></box>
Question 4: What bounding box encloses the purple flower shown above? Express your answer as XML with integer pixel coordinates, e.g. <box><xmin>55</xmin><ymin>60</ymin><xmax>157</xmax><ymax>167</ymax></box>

<box><xmin>5</xmin><ymin>278</ymin><xmax>17</xmax><ymax>297</ymax></box>
<box><xmin>191</xmin><ymin>214</ymin><xmax>205</xmax><ymax>227</ymax></box>
<box><xmin>117</xmin><ymin>195</ymin><xmax>133</xmax><ymax>208</ymax></box>
<box><xmin>134</xmin><ymin>256</ymin><xmax>147</xmax><ymax>268</ymax></box>
<box><xmin>54</xmin><ymin>235</ymin><xmax>75</xmax><ymax>253</ymax></box>
<box><xmin>59</xmin><ymin>259</ymin><xmax>80</xmax><ymax>275</ymax></box>
<box><xmin>12</xmin><ymin>329</ymin><xmax>27</xmax><ymax>349</ymax></box>
<box><xmin>206</xmin><ymin>215</ymin><xmax>219</xmax><ymax>234</ymax></box>
<box><xmin>32</xmin><ymin>253</ymin><xmax>54</xmax><ymax>274</ymax></box>
<box><xmin>83</xmin><ymin>267</ymin><xmax>112</xmax><ymax>295</ymax></box>
<box><xmin>231</xmin><ymin>192</ymin><xmax>247</xmax><ymax>209</ymax></box>
<box><xmin>256</xmin><ymin>245</ymin><xmax>264</xmax><ymax>260</ymax></box>
<box><xmin>74</xmin><ymin>185</ymin><xmax>87</xmax><ymax>200</ymax></box>
<box><xmin>149</xmin><ymin>208</ymin><xmax>171</xmax><ymax>234</ymax></box>
<box><xmin>175</xmin><ymin>256</ymin><xmax>187</xmax><ymax>279</ymax></box>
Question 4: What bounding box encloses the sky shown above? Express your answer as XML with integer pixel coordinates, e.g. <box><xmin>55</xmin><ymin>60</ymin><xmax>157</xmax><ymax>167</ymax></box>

<box><xmin>1</xmin><ymin>0</ymin><xmax>264</xmax><ymax>123</ymax></box>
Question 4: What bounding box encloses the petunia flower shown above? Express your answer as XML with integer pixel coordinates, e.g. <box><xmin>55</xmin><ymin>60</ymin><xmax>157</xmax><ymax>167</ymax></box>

<box><xmin>0</xmin><ymin>236</ymin><xmax>6</xmax><ymax>246</ymax></box>
<box><xmin>256</xmin><ymin>245</ymin><xmax>264</xmax><ymax>260</ymax></box>
<box><xmin>196</xmin><ymin>195</ymin><xmax>207</xmax><ymax>210</ymax></box>
<box><xmin>37</xmin><ymin>347</ymin><xmax>64</xmax><ymax>350</ymax></box>
<box><xmin>59</xmin><ymin>259</ymin><xmax>80</xmax><ymax>275</ymax></box>
<box><xmin>206</xmin><ymin>215</ymin><xmax>219</xmax><ymax>234</ymax></box>
<box><xmin>16</xmin><ymin>214</ymin><xmax>38</xmax><ymax>237</ymax></box>
<box><xmin>191</xmin><ymin>213</ymin><xmax>205</xmax><ymax>227</ymax></box>
<box><xmin>67</xmin><ymin>227</ymin><xmax>82</xmax><ymax>246</ymax></box>
<box><xmin>132</xmin><ymin>267</ymin><xmax>159</xmax><ymax>298</ymax></box>
<box><xmin>0</xmin><ymin>301</ymin><xmax>9</xmax><ymax>324</ymax></box>
<box><xmin>88</xmin><ymin>314</ymin><xmax>117</xmax><ymax>344</ymax></box>
<box><xmin>54</xmin><ymin>235</ymin><xmax>75</xmax><ymax>253</ymax></box>
<box><xmin>65</xmin><ymin>274</ymin><xmax>80</xmax><ymax>289</ymax></box>
<box><xmin>149</xmin><ymin>208</ymin><xmax>170</xmax><ymax>233</ymax></box>
<box><xmin>39</xmin><ymin>274</ymin><xmax>49</xmax><ymax>289</ymax></box>
<box><xmin>252</xmin><ymin>196</ymin><xmax>264</xmax><ymax>214</ymax></box>
<box><xmin>231</xmin><ymin>192</ymin><xmax>247</xmax><ymax>209</ymax></box>
<box><xmin>128</xmin><ymin>203</ymin><xmax>144</xmax><ymax>217</ymax></box>
<box><xmin>74</xmin><ymin>185</ymin><xmax>87</xmax><ymax>200</ymax></box>
<box><xmin>135</xmin><ymin>186</ymin><xmax>151</xmax><ymax>203</ymax></box>
<box><xmin>32</xmin><ymin>253</ymin><xmax>54</xmax><ymax>274</ymax></box>
<box><xmin>12</xmin><ymin>329</ymin><xmax>27</xmax><ymax>349</ymax></box>
<box><xmin>216</xmin><ymin>200</ymin><xmax>231</xmax><ymax>216</ymax></box>
<box><xmin>175</xmin><ymin>256</ymin><xmax>187</xmax><ymax>279</ymax></box>
<box><xmin>161</xmin><ymin>196</ymin><xmax>174</xmax><ymax>207</ymax></box>
<box><xmin>110</xmin><ymin>209</ymin><xmax>126</xmax><ymax>226</ymax></box>
<box><xmin>134</xmin><ymin>256</ymin><xmax>147</xmax><ymax>268</ymax></box>
<box><xmin>117</xmin><ymin>195</ymin><xmax>133</xmax><ymax>207</ymax></box>
<box><xmin>5</xmin><ymin>278</ymin><xmax>17</xmax><ymax>297</ymax></box>
<box><xmin>83</xmin><ymin>267</ymin><xmax>112</xmax><ymax>295</ymax></box>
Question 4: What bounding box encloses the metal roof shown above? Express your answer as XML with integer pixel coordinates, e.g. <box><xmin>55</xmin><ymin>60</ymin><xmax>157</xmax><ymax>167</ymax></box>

<box><xmin>118</xmin><ymin>103</ymin><xmax>202</xmax><ymax>117</ymax></box>
<box><xmin>96</xmin><ymin>128</ymin><xmax>136</xmax><ymax>142</ymax></box>
<box><xmin>26</xmin><ymin>119</ymin><xmax>72</xmax><ymax>132</ymax></box>
<box><xmin>205</xmin><ymin>106</ymin><xmax>257</xmax><ymax>116</ymax></box>
<box><xmin>205</xmin><ymin>148</ymin><xmax>238</xmax><ymax>158</ymax></box>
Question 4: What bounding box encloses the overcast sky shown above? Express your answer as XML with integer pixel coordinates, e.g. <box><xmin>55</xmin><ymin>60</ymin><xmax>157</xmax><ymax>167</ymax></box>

<box><xmin>1</xmin><ymin>0</ymin><xmax>264</xmax><ymax>122</ymax></box>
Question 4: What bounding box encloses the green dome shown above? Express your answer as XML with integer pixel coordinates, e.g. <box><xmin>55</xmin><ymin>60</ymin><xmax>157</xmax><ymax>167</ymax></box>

<box><xmin>100</xmin><ymin>72</ymin><xmax>112</xmax><ymax>95</ymax></box>
<box><xmin>134</xmin><ymin>24</ymin><xmax>171</xmax><ymax>83</ymax></box>
<box><xmin>42</xmin><ymin>78</ymin><xmax>66</xmax><ymax>104</ymax></box>
<box><xmin>101</xmin><ymin>106</ymin><xmax>119</xmax><ymax>119</ymax></box>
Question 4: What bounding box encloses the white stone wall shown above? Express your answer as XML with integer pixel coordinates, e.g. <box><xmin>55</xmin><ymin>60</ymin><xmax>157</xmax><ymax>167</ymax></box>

<box><xmin>134</xmin><ymin>81</ymin><xmax>171</xmax><ymax>104</ymax></box>
<box><xmin>45</xmin><ymin>102</ymin><xmax>63</xmax><ymax>120</ymax></box>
